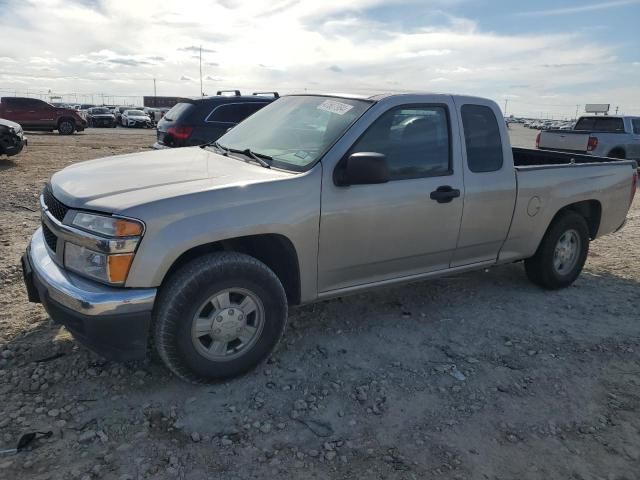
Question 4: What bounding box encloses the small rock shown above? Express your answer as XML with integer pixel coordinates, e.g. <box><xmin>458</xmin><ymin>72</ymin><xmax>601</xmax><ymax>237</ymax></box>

<box><xmin>325</xmin><ymin>451</ymin><xmax>337</xmax><ymax>461</ymax></box>
<box><xmin>47</xmin><ymin>409</ymin><xmax>60</xmax><ymax>418</ymax></box>
<box><xmin>78</xmin><ymin>430</ymin><xmax>96</xmax><ymax>443</ymax></box>
<box><xmin>190</xmin><ymin>432</ymin><xmax>201</xmax><ymax>443</ymax></box>
<box><xmin>259</xmin><ymin>423</ymin><xmax>272</xmax><ymax>434</ymax></box>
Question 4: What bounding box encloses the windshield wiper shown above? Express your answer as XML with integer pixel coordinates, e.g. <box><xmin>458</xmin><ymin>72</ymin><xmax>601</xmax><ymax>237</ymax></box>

<box><xmin>204</xmin><ymin>141</ymin><xmax>272</xmax><ymax>168</ymax></box>
<box><xmin>224</xmin><ymin>147</ymin><xmax>272</xmax><ymax>168</ymax></box>
<box><xmin>240</xmin><ymin>148</ymin><xmax>272</xmax><ymax>168</ymax></box>
<box><xmin>203</xmin><ymin>140</ymin><xmax>229</xmax><ymax>155</ymax></box>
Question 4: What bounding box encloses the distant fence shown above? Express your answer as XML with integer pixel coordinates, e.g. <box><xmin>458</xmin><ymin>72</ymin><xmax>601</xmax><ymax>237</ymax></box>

<box><xmin>0</xmin><ymin>89</ymin><xmax>145</xmax><ymax>106</ymax></box>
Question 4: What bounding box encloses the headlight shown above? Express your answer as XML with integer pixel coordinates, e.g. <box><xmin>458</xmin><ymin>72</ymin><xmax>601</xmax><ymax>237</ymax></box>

<box><xmin>65</xmin><ymin>243</ymin><xmax>135</xmax><ymax>284</ymax></box>
<box><xmin>72</xmin><ymin>212</ymin><xmax>143</xmax><ymax>237</ymax></box>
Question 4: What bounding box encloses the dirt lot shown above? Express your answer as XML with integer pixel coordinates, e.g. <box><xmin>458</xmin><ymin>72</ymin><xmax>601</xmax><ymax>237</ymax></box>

<box><xmin>0</xmin><ymin>126</ymin><xmax>639</xmax><ymax>480</ymax></box>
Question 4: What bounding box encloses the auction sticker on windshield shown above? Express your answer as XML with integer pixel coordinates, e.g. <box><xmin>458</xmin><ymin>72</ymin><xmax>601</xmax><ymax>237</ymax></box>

<box><xmin>317</xmin><ymin>99</ymin><xmax>354</xmax><ymax>115</ymax></box>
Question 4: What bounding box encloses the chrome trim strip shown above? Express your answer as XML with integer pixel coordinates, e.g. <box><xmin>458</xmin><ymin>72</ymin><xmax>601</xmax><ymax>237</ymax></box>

<box><xmin>29</xmin><ymin>228</ymin><xmax>156</xmax><ymax>316</ymax></box>
<box><xmin>40</xmin><ymin>195</ymin><xmax>139</xmax><ymax>254</ymax></box>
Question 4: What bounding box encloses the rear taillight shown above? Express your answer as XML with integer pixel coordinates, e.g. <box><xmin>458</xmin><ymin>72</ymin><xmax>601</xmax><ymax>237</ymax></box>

<box><xmin>587</xmin><ymin>136</ymin><xmax>598</xmax><ymax>152</ymax></box>
<box><xmin>167</xmin><ymin>126</ymin><xmax>193</xmax><ymax>141</ymax></box>
<box><xmin>535</xmin><ymin>132</ymin><xmax>541</xmax><ymax>148</ymax></box>
<box><xmin>631</xmin><ymin>171</ymin><xmax>637</xmax><ymax>206</ymax></box>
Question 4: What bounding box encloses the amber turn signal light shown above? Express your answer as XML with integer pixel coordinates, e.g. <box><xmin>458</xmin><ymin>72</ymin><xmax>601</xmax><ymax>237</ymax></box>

<box><xmin>107</xmin><ymin>254</ymin><xmax>135</xmax><ymax>283</ymax></box>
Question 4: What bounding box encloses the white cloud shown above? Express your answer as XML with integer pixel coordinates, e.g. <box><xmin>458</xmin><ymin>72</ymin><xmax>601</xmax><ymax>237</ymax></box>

<box><xmin>0</xmin><ymin>0</ymin><xmax>637</xmax><ymax>116</ymax></box>
<box><xmin>517</xmin><ymin>0</ymin><xmax>640</xmax><ymax>17</ymax></box>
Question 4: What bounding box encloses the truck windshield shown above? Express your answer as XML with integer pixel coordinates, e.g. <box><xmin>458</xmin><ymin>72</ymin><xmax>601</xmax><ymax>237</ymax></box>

<box><xmin>214</xmin><ymin>95</ymin><xmax>372</xmax><ymax>171</ymax></box>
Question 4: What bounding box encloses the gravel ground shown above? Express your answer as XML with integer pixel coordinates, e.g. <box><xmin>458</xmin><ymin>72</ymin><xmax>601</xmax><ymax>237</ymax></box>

<box><xmin>0</xmin><ymin>126</ymin><xmax>638</xmax><ymax>480</ymax></box>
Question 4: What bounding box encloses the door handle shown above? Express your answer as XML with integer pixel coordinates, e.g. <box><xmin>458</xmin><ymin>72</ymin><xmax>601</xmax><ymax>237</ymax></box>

<box><xmin>430</xmin><ymin>186</ymin><xmax>460</xmax><ymax>203</ymax></box>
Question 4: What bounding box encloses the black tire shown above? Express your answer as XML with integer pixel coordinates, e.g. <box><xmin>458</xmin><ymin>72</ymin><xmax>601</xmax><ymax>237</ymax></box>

<box><xmin>524</xmin><ymin>212</ymin><xmax>589</xmax><ymax>289</ymax></box>
<box><xmin>57</xmin><ymin>119</ymin><xmax>75</xmax><ymax>135</ymax></box>
<box><xmin>153</xmin><ymin>252</ymin><xmax>288</xmax><ymax>383</ymax></box>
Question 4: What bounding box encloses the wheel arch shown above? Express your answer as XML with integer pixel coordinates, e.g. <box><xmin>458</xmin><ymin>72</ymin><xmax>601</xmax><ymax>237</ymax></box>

<box><xmin>161</xmin><ymin>233</ymin><xmax>302</xmax><ymax>306</ymax></box>
<box><xmin>607</xmin><ymin>147</ymin><xmax>626</xmax><ymax>159</ymax></box>
<box><xmin>57</xmin><ymin>116</ymin><xmax>76</xmax><ymax>127</ymax></box>
<box><xmin>548</xmin><ymin>199</ymin><xmax>602</xmax><ymax>241</ymax></box>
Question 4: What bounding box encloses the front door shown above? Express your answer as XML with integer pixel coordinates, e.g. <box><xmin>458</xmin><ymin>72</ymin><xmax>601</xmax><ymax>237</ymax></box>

<box><xmin>318</xmin><ymin>102</ymin><xmax>464</xmax><ymax>292</ymax></box>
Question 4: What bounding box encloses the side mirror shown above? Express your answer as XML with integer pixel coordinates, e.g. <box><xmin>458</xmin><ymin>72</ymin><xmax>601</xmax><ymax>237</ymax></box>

<box><xmin>335</xmin><ymin>152</ymin><xmax>389</xmax><ymax>186</ymax></box>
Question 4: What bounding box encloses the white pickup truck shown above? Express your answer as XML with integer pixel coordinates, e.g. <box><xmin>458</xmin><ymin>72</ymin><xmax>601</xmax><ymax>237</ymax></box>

<box><xmin>537</xmin><ymin>115</ymin><xmax>640</xmax><ymax>160</ymax></box>
<box><xmin>22</xmin><ymin>93</ymin><xmax>638</xmax><ymax>383</ymax></box>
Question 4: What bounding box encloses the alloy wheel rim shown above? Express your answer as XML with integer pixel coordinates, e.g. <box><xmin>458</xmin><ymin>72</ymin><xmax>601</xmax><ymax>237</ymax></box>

<box><xmin>553</xmin><ymin>229</ymin><xmax>580</xmax><ymax>275</ymax></box>
<box><xmin>190</xmin><ymin>288</ymin><xmax>264</xmax><ymax>361</ymax></box>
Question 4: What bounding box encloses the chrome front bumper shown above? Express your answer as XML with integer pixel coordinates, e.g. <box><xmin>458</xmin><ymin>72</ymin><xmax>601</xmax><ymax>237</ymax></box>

<box><xmin>27</xmin><ymin>228</ymin><xmax>156</xmax><ymax>316</ymax></box>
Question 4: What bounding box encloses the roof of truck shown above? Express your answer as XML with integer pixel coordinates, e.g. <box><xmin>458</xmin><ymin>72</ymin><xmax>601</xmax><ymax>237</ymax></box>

<box><xmin>294</xmin><ymin>91</ymin><xmax>475</xmax><ymax>101</ymax></box>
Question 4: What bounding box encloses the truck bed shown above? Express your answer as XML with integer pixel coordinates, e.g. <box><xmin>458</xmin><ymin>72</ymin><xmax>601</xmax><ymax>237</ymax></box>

<box><xmin>512</xmin><ymin>147</ymin><xmax>626</xmax><ymax>167</ymax></box>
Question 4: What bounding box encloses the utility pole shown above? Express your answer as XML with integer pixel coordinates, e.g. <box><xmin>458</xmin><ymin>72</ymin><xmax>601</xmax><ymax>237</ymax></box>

<box><xmin>153</xmin><ymin>78</ymin><xmax>157</xmax><ymax>98</ymax></box>
<box><xmin>575</xmin><ymin>105</ymin><xmax>580</xmax><ymax>120</ymax></box>
<box><xmin>615</xmin><ymin>106</ymin><xmax>619</xmax><ymax>115</ymax></box>
<box><xmin>503</xmin><ymin>99</ymin><xmax>508</xmax><ymax>115</ymax></box>
<box><xmin>199</xmin><ymin>45</ymin><xmax>204</xmax><ymax>97</ymax></box>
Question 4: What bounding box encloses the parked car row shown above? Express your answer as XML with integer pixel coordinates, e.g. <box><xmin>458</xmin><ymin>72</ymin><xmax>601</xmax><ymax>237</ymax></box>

<box><xmin>525</xmin><ymin>119</ymin><xmax>575</xmax><ymax>130</ymax></box>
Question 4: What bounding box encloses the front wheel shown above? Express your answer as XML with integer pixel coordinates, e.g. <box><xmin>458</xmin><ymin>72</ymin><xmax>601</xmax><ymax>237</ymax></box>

<box><xmin>153</xmin><ymin>252</ymin><xmax>288</xmax><ymax>383</ymax></box>
<box><xmin>524</xmin><ymin>212</ymin><xmax>589</xmax><ymax>289</ymax></box>
<box><xmin>58</xmin><ymin>120</ymin><xmax>75</xmax><ymax>135</ymax></box>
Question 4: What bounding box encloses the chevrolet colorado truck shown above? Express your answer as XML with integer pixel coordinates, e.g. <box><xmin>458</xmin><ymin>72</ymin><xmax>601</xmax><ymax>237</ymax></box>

<box><xmin>0</xmin><ymin>97</ymin><xmax>87</xmax><ymax>135</ymax></box>
<box><xmin>21</xmin><ymin>93</ymin><xmax>638</xmax><ymax>383</ymax></box>
<box><xmin>537</xmin><ymin>115</ymin><xmax>640</xmax><ymax>160</ymax></box>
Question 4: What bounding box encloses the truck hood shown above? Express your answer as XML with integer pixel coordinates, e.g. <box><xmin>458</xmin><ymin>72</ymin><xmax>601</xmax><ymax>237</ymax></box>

<box><xmin>50</xmin><ymin>146</ymin><xmax>293</xmax><ymax>212</ymax></box>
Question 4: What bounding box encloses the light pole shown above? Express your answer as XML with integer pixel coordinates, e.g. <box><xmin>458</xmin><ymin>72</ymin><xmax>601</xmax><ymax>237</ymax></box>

<box><xmin>199</xmin><ymin>45</ymin><xmax>204</xmax><ymax>97</ymax></box>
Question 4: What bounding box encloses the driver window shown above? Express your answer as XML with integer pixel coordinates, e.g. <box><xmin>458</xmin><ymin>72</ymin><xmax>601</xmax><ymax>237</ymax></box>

<box><xmin>350</xmin><ymin>106</ymin><xmax>451</xmax><ymax>180</ymax></box>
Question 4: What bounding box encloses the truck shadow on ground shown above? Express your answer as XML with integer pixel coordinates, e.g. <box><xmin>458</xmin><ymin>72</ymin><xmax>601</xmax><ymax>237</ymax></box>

<box><xmin>0</xmin><ymin>158</ymin><xmax>17</xmax><ymax>170</ymax></box>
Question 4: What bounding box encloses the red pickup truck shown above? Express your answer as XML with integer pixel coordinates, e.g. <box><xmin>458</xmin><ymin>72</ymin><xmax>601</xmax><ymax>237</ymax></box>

<box><xmin>0</xmin><ymin>97</ymin><xmax>87</xmax><ymax>135</ymax></box>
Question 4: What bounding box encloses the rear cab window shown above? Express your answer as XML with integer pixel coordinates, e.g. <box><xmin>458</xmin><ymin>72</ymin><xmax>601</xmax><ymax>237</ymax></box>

<box><xmin>631</xmin><ymin>119</ymin><xmax>640</xmax><ymax>134</ymax></box>
<box><xmin>460</xmin><ymin>104</ymin><xmax>504</xmax><ymax>172</ymax></box>
<box><xmin>575</xmin><ymin>116</ymin><xmax>625</xmax><ymax>132</ymax></box>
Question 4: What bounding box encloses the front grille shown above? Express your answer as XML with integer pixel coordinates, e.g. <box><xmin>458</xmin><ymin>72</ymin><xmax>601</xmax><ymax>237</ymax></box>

<box><xmin>43</xmin><ymin>185</ymin><xmax>69</xmax><ymax>222</ymax></box>
<box><xmin>42</xmin><ymin>223</ymin><xmax>58</xmax><ymax>252</ymax></box>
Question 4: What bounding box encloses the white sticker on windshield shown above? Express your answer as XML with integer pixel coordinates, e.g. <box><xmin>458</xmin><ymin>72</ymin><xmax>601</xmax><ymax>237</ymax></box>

<box><xmin>317</xmin><ymin>99</ymin><xmax>354</xmax><ymax>115</ymax></box>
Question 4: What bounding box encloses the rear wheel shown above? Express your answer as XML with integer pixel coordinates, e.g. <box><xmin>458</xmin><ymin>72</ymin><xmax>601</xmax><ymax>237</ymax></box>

<box><xmin>153</xmin><ymin>252</ymin><xmax>288</xmax><ymax>383</ymax></box>
<box><xmin>525</xmin><ymin>212</ymin><xmax>589</xmax><ymax>289</ymax></box>
<box><xmin>57</xmin><ymin>120</ymin><xmax>75</xmax><ymax>135</ymax></box>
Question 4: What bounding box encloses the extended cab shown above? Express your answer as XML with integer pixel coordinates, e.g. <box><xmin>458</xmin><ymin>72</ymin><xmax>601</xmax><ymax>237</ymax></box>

<box><xmin>0</xmin><ymin>97</ymin><xmax>87</xmax><ymax>135</ymax></box>
<box><xmin>22</xmin><ymin>93</ymin><xmax>638</xmax><ymax>383</ymax></box>
<box><xmin>537</xmin><ymin>115</ymin><xmax>640</xmax><ymax>160</ymax></box>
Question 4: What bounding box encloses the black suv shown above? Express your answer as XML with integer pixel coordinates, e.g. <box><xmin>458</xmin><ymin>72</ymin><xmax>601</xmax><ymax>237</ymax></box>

<box><xmin>153</xmin><ymin>91</ymin><xmax>278</xmax><ymax>149</ymax></box>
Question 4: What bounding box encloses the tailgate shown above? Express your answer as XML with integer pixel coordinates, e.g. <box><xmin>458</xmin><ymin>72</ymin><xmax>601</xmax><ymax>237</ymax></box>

<box><xmin>539</xmin><ymin>130</ymin><xmax>590</xmax><ymax>152</ymax></box>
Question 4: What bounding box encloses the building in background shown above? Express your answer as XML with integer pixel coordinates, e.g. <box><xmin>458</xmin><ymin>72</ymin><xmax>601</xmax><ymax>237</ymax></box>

<box><xmin>143</xmin><ymin>96</ymin><xmax>191</xmax><ymax>108</ymax></box>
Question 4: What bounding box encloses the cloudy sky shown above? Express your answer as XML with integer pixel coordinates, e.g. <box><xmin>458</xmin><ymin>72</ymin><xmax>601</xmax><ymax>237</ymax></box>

<box><xmin>0</xmin><ymin>0</ymin><xmax>638</xmax><ymax>117</ymax></box>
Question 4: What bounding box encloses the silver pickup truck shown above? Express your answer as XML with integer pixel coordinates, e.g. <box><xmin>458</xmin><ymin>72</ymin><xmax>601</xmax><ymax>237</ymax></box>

<box><xmin>538</xmin><ymin>115</ymin><xmax>640</xmax><ymax>160</ymax></box>
<box><xmin>21</xmin><ymin>93</ymin><xmax>638</xmax><ymax>383</ymax></box>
